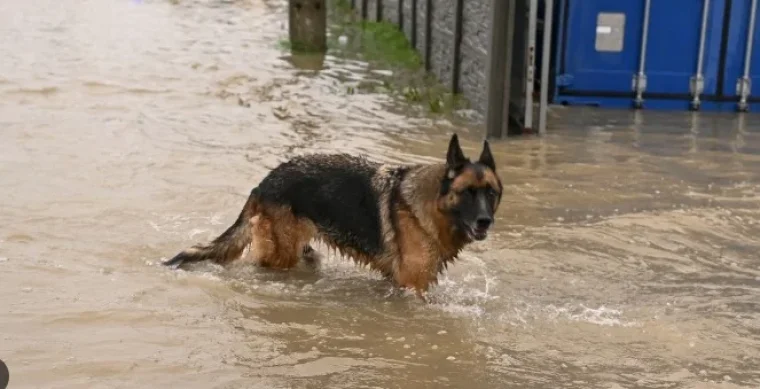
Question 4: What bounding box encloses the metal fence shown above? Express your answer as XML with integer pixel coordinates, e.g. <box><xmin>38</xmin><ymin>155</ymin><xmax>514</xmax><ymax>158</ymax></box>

<box><xmin>347</xmin><ymin>0</ymin><xmax>554</xmax><ymax>138</ymax></box>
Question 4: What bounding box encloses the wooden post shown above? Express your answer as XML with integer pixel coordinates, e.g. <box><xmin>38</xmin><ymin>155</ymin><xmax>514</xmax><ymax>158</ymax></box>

<box><xmin>288</xmin><ymin>0</ymin><xmax>327</xmax><ymax>52</ymax></box>
<box><xmin>286</xmin><ymin>52</ymin><xmax>327</xmax><ymax>70</ymax></box>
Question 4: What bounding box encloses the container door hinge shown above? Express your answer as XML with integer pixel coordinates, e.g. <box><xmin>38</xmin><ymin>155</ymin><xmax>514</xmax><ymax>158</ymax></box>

<box><xmin>737</xmin><ymin>77</ymin><xmax>752</xmax><ymax>112</ymax></box>
<box><xmin>632</xmin><ymin>0</ymin><xmax>652</xmax><ymax>110</ymax></box>
<box><xmin>632</xmin><ymin>73</ymin><xmax>647</xmax><ymax>109</ymax></box>
<box><xmin>691</xmin><ymin>0</ymin><xmax>711</xmax><ymax>111</ymax></box>
<box><xmin>690</xmin><ymin>75</ymin><xmax>705</xmax><ymax>110</ymax></box>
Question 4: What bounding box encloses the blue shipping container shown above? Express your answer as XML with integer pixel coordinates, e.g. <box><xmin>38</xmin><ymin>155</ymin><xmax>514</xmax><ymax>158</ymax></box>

<box><xmin>720</xmin><ymin>0</ymin><xmax>760</xmax><ymax>111</ymax></box>
<box><xmin>552</xmin><ymin>0</ymin><xmax>760</xmax><ymax>112</ymax></box>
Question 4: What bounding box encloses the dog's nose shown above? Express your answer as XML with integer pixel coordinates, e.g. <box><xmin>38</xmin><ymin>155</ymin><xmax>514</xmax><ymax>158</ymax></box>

<box><xmin>475</xmin><ymin>217</ymin><xmax>492</xmax><ymax>230</ymax></box>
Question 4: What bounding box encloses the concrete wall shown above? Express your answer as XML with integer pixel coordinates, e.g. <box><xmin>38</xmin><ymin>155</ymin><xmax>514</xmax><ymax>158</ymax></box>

<box><xmin>354</xmin><ymin>0</ymin><xmax>492</xmax><ymax>118</ymax></box>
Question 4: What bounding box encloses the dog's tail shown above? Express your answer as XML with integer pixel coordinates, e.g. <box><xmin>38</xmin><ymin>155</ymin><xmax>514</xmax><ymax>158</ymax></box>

<box><xmin>162</xmin><ymin>188</ymin><xmax>260</xmax><ymax>269</ymax></box>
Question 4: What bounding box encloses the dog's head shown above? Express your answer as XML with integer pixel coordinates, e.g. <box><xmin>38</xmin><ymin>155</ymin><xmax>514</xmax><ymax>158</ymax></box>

<box><xmin>438</xmin><ymin>133</ymin><xmax>502</xmax><ymax>242</ymax></box>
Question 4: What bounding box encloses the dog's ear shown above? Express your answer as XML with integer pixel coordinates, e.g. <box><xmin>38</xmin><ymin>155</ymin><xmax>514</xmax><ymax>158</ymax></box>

<box><xmin>446</xmin><ymin>133</ymin><xmax>468</xmax><ymax>170</ymax></box>
<box><xmin>478</xmin><ymin>140</ymin><xmax>496</xmax><ymax>171</ymax></box>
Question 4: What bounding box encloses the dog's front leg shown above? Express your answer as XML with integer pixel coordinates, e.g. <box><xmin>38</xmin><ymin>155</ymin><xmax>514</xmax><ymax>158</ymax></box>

<box><xmin>395</xmin><ymin>262</ymin><xmax>437</xmax><ymax>303</ymax></box>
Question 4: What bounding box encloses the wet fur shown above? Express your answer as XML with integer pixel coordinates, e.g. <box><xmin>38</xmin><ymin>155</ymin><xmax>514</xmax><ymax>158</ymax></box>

<box><xmin>163</xmin><ymin>134</ymin><xmax>502</xmax><ymax>297</ymax></box>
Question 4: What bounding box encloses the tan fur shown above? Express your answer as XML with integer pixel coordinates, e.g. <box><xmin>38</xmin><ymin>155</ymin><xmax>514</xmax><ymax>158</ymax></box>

<box><xmin>394</xmin><ymin>205</ymin><xmax>438</xmax><ymax>295</ymax></box>
<box><xmin>450</xmin><ymin>167</ymin><xmax>501</xmax><ymax>192</ymax></box>
<box><xmin>249</xmin><ymin>204</ymin><xmax>317</xmax><ymax>269</ymax></box>
<box><xmin>251</xmin><ymin>200</ymin><xmax>398</xmax><ymax>277</ymax></box>
<box><xmin>392</xmin><ymin>164</ymin><xmax>470</xmax><ymax>295</ymax></box>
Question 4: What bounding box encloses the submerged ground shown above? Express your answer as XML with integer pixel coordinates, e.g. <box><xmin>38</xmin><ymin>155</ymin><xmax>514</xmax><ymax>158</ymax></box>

<box><xmin>1</xmin><ymin>0</ymin><xmax>760</xmax><ymax>388</ymax></box>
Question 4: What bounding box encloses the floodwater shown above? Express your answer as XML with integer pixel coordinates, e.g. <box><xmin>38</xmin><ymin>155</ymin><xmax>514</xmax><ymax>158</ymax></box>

<box><xmin>1</xmin><ymin>0</ymin><xmax>760</xmax><ymax>388</ymax></box>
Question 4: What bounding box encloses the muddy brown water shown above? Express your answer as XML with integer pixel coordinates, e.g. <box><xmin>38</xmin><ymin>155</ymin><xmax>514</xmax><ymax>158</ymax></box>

<box><xmin>2</xmin><ymin>0</ymin><xmax>760</xmax><ymax>388</ymax></box>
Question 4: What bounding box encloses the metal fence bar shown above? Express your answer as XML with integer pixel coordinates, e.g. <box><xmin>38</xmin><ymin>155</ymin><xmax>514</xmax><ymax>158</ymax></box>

<box><xmin>361</xmin><ymin>0</ymin><xmax>368</xmax><ymax>19</ymax></box>
<box><xmin>424</xmin><ymin>0</ymin><xmax>432</xmax><ymax>71</ymax></box>
<box><xmin>538</xmin><ymin>0</ymin><xmax>554</xmax><ymax>135</ymax></box>
<box><xmin>501</xmin><ymin>0</ymin><xmax>517</xmax><ymax>137</ymax></box>
<box><xmin>505</xmin><ymin>0</ymin><xmax>527</xmax><ymax>134</ymax></box>
<box><xmin>398</xmin><ymin>0</ymin><xmax>404</xmax><ymax>30</ymax></box>
<box><xmin>452</xmin><ymin>0</ymin><xmax>464</xmax><ymax>93</ymax></box>
<box><xmin>411</xmin><ymin>0</ymin><xmax>418</xmax><ymax>48</ymax></box>
<box><xmin>376</xmin><ymin>0</ymin><xmax>383</xmax><ymax>21</ymax></box>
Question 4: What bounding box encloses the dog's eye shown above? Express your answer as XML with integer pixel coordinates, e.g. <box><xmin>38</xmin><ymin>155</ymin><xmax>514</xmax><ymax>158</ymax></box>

<box><xmin>487</xmin><ymin>188</ymin><xmax>498</xmax><ymax>197</ymax></box>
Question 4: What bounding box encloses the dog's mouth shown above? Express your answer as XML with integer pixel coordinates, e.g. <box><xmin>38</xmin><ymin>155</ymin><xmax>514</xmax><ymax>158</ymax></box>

<box><xmin>464</xmin><ymin>225</ymin><xmax>489</xmax><ymax>241</ymax></box>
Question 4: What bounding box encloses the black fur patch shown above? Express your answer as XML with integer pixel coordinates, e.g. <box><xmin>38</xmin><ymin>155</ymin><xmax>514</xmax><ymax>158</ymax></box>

<box><xmin>439</xmin><ymin>166</ymin><xmax>461</xmax><ymax>196</ymax></box>
<box><xmin>387</xmin><ymin>166</ymin><xmax>410</xmax><ymax>227</ymax></box>
<box><xmin>256</xmin><ymin>154</ymin><xmax>384</xmax><ymax>256</ymax></box>
<box><xmin>471</xmin><ymin>164</ymin><xmax>486</xmax><ymax>181</ymax></box>
<box><xmin>439</xmin><ymin>177</ymin><xmax>452</xmax><ymax>196</ymax></box>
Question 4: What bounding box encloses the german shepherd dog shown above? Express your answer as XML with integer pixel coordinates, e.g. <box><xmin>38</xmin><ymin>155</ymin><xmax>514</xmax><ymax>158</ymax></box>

<box><xmin>163</xmin><ymin>134</ymin><xmax>502</xmax><ymax>297</ymax></box>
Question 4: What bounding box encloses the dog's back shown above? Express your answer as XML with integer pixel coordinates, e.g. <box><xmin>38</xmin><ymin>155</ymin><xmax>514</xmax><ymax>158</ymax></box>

<box><xmin>256</xmin><ymin>153</ymin><xmax>386</xmax><ymax>256</ymax></box>
<box><xmin>163</xmin><ymin>153</ymin><xmax>399</xmax><ymax>269</ymax></box>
